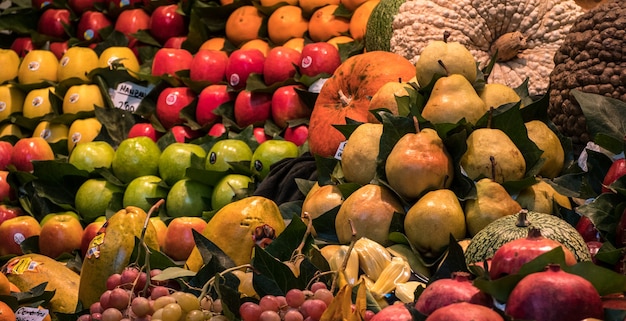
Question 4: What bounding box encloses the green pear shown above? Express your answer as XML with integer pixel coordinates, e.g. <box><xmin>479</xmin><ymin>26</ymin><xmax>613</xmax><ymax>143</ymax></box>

<box><xmin>525</xmin><ymin>120</ymin><xmax>565</xmax><ymax>178</ymax></box>
<box><xmin>479</xmin><ymin>83</ymin><xmax>521</xmax><ymax>109</ymax></box>
<box><xmin>414</xmin><ymin>38</ymin><xmax>477</xmax><ymax>87</ymax></box>
<box><xmin>341</xmin><ymin>123</ymin><xmax>383</xmax><ymax>185</ymax></box>
<box><xmin>465</xmin><ymin>178</ymin><xmax>522</xmax><ymax>236</ymax></box>
<box><xmin>460</xmin><ymin>128</ymin><xmax>526</xmax><ymax>183</ymax></box>
<box><xmin>421</xmin><ymin>74</ymin><xmax>488</xmax><ymax>125</ymax></box>
<box><xmin>516</xmin><ymin>180</ymin><xmax>572</xmax><ymax>214</ymax></box>
<box><xmin>367</xmin><ymin>80</ymin><xmax>412</xmax><ymax>123</ymax></box>
<box><xmin>385</xmin><ymin>123</ymin><xmax>453</xmax><ymax>200</ymax></box>
<box><xmin>404</xmin><ymin>189</ymin><xmax>466</xmax><ymax>258</ymax></box>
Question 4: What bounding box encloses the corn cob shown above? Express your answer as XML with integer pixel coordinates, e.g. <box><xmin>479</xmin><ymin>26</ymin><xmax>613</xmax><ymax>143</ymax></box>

<box><xmin>354</xmin><ymin>237</ymin><xmax>392</xmax><ymax>281</ymax></box>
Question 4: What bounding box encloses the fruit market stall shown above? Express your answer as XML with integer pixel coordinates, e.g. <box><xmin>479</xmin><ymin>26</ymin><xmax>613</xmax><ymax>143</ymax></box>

<box><xmin>0</xmin><ymin>0</ymin><xmax>625</xmax><ymax>320</ymax></box>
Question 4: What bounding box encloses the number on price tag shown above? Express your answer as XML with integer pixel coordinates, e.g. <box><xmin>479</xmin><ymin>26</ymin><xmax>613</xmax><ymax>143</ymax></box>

<box><xmin>109</xmin><ymin>82</ymin><xmax>153</xmax><ymax>113</ymax></box>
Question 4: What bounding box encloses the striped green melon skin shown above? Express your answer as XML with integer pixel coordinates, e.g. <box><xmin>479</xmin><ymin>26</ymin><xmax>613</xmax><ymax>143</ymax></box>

<box><xmin>364</xmin><ymin>0</ymin><xmax>406</xmax><ymax>52</ymax></box>
<box><xmin>465</xmin><ymin>211</ymin><xmax>592</xmax><ymax>265</ymax></box>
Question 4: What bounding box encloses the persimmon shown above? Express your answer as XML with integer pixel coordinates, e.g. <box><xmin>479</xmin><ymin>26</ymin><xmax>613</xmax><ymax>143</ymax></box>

<box><xmin>267</xmin><ymin>5</ymin><xmax>309</xmax><ymax>45</ymax></box>
<box><xmin>0</xmin><ymin>301</ymin><xmax>15</xmax><ymax>321</ymax></box>
<box><xmin>308</xmin><ymin>4</ymin><xmax>350</xmax><ymax>42</ymax></box>
<box><xmin>348</xmin><ymin>0</ymin><xmax>379</xmax><ymax>40</ymax></box>
<box><xmin>225</xmin><ymin>6</ymin><xmax>264</xmax><ymax>46</ymax></box>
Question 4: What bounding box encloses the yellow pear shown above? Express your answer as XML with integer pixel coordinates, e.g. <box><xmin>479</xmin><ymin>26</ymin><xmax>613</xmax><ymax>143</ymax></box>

<box><xmin>367</xmin><ymin>80</ymin><xmax>412</xmax><ymax>123</ymax></box>
<box><xmin>404</xmin><ymin>189</ymin><xmax>466</xmax><ymax>258</ymax></box>
<box><xmin>421</xmin><ymin>74</ymin><xmax>487</xmax><ymax>125</ymax></box>
<box><xmin>414</xmin><ymin>37</ymin><xmax>477</xmax><ymax>87</ymax></box>
<box><xmin>525</xmin><ymin>120</ymin><xmax>565</xmax><ymax>178</ymax></box>
<box><xmin>385</xmin><ymin>120</ymin><xmax>453</xmax><ymax>200</ymax></box>
<box><xmin>335</xmin><ymin>184</ymin><xmax>405</xmax><ymax>246</ymax></box>
<box><xmin>460</xmin><ymin>127</ymin><xmax>526</xmax><ymax>183</ymax></box>
<box><xmin>478</xmin><ymin>83</ymin><xmax>521</xmax><ymax>109</ymax></box>
<box><xmin>301</xmin><ymin>182</ymin><xmax>344</xmax><ymax>235</ymax></box>
<box><xmin>516</xmin><ymin>179</ymin><xmax>572</xmax><ymax>214</ymax></box>
<box><xmin>341</xmin><ymin>123</ymin><xmax>383</xmax><ymax>185</ymax></box>
<box><xmin>465</xmin><ymin>178</ymin><xmax>522</xmax><ymax>236</ymax></box>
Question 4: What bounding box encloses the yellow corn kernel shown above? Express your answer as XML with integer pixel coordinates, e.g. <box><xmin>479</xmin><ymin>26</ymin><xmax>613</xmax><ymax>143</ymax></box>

<box><xmin>369</xmin><ymin>257</ymin><xmax>411</xmax><ymax>299</ymax></box>
<box><xmin>329</xmin><ymin>245</ymin><xmax>359</xmax><ymax>285</ymax></box>
<box><xmin>354</xmin><ymin>237</ymin><xmax>392</xmax><ymax>281</ymax></box>
<box><xmin>395</xmin><ymin>281</ymin><xmax>426</xmax><ymax>303</ymax></box>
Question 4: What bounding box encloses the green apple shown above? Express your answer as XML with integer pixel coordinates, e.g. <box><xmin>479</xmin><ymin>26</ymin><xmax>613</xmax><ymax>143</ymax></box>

<box><xmin>69</xmin><ymin>141</ymin><xmax>116</xmax><ymax>172</ymax></box>
<box><xmin>112</xmin><ymin>136</ymin><xmax>162</xmax><ymax>184</ymax></box>
<box><xmin>250</xmin><ymin>140</ymin><xmax>299</xmax><ymax>180</ymax></box>
<box><xmin>211</xmin><ymin>174</ymin><xmax>253</xmax><ymax>211</ymax></box>
<box><xmin>159</xmin><ymin>142</ymin><xmax>207</xmax><ymax>186</ymax></box>
<box><xmin>122</xmin><ymin>175</ymin><xmax>168</xmax><ymax>213</ymax></box>
<box><xmin>165</xmin><ymin>178</ymin><xmax>213</xmax><ymax>217</ymax></box>
<box><xmin>75</xmin><ymin>178</ymin><xmax>124</xmax><ymax>223</ymax></box>
<box><xmin>205</xmin><ymin>139</ymin><xmax>253</xmax><ymax>176</ymax></box>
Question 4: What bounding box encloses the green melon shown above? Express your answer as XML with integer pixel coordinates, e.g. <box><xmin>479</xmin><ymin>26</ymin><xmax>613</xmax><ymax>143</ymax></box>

<box><xmin>364</xmin><ymin>0</ymin><xmax>407</xmax><ymax>52</ymax></box>
<box><xmin>465</xmin><ymin>210</ymin><xmax>591</xmax><ymax>265</ymax></box>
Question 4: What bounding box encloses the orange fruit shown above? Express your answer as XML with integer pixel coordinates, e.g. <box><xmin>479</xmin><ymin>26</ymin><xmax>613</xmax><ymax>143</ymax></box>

<box><xmin>0</xmin><ymin>301</ymin><xmax>15</xmax><ymax>321</ymax></box>
<box><xmin>327</xmin><ymin>35</ymin><xmax>354</xmax><ymax>49</ymax></box>
<box><xmin>260</xmin><ymin>0</ymin><xmax>298</xmax><ymax>6</ymax></box>
<box><xmin>340</xmin><ymin>0</ymin><xmax>368</xmax><ymax>12</ymax></box>
<box><xmin>267</xmin><ymin>5</ymin><xmax>309</xmax><ymax>45</ymax></box>
<box><xmin>308</xmin><ymin>5</ymin><xmax>350</xmax><ymax>42</ymax></box>
<box><xmin>300</xmin><ymin>0</ymin><xmax>339</xmax><ymax>16</ymax></box>
<box><xmin>199</xmin><ymin>37</ymin><xmax>226</xmax><ymax>51</ymax></box>
<box><xmin>283</xmin><ymin>37</ymin><xmax>305</xmax><ymax>52</ymax></box>
<box><xmin>8</xmin><ymin>282</ymin><xmax>19</xmax><ymax>293</ymax></box>
<box><xmin>348</xmin><ymin>0</ymin><xmax>379</xmax><ymax>40</ymax></box>
<box><xmin>225</xmin><ymin>6</ymin><xmax>264</xmax><ymax>46</ymax></box>
<box><xmin>240</xmin><ymin>39</ymin><xmax>271</xmax><ymax>57</ymax></box>
<box><xmin>0</xmin><ymin>273</ymin><xmax>10</xmax><ymax>295</ymax></box>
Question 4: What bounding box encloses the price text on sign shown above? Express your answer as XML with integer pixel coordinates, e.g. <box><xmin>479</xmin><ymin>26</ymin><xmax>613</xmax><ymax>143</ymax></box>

<box><xmin>109</xmin><ymin>82</ymin><xmax>153</xmax><ymax>112</ymax></box>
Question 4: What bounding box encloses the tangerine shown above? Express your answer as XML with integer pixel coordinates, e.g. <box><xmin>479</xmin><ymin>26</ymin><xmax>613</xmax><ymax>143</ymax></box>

<box><xmin>267</xmin><ymin>5</ymin><xmax>309</xmax><ymax>45</ymax></box>
<box><xmin>225</xmin><ymin>6</ymin><xmax>264</xmax><ymax>46</ymax></box>
<box><xmin>240</xmin><ymin>39</ymin><xmax>271</xmax><ymax>57</ymax></box>
<box><xmin>308</xmin><ymin>5</ymin><xmax>350</xmax><ymax>42</ymax></box>
<box><xmin>327</xmin><ymin>35</ymin><xmax>354</xmax><ymax>49</ymax></box>
<box><xmin>340</xmin><ymin>0</ymin><xmax>368</xmax><ymax>12</ymax></box>
<box><xmin>0</xmin><ymin>301</ymin><xmax>15</xmax><ymax>321</ymax></box>
<box><xmin>283</xmin><ymin>37</ymin><xmax>305</xmax><ymax>52</ymax></box>
<box><xmin>0</xmin><ymin>273</ymin><xmax>10</xmax><ymax>295</ymax></box>
<box><xmin>348</xmin><ymin>0</ymin><xmax>379</xmax><ymax>40</ymax></box>
<box><xmin>199</xmin><ymin>37</ymin><xmax>226</xmax><ymax>51</ymax></box>
<box><xmin>300</xmin><ymin>0</ymin><xmax>340</xmax><ymax>16</ymax></box>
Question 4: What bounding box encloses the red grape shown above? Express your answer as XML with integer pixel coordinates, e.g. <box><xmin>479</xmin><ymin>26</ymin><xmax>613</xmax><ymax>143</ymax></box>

<box><xmin>259</xmin><ymin>295</ymin><xmax>280</xmax><ymax>312</ymax></box>
<box><xmin>240</xmin><ymin>302</ymin><xmax>263</xmax><ymax>321</ymax></box>
<box><xmin>285</xmin><ymin>289</ymin><xmax>305</xmax><ymax>308</ymax></box>
<box><xmin>300</xmin><ymin>299</ymin><xmax>327</xmax><ymax>321</ymax></box>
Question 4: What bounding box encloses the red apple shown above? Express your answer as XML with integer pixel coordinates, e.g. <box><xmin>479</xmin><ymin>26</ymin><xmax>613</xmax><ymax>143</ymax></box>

<box><xmin>0</xmin><ymin>141</ymin><xmax>12</xmax><ymax>170</ymax></box>
<box><xmin>163</xmin><ymin>36</ymin><xmax>187</xmax><ymax>49</ymax></box>
<box><xmin>0</xmin><ymin>215</ymin><xmax>41</xmax><ymax>256</ymax></box>
<box><xmin>284</xmin><ymin>124</ymin><xmax>309</xmax><ymax>147</ymax></box>
<box><xmin>170</xmin><ymin>125</ymin><xmax>201</xmax><ymax>143</ymax></box>
<box><xmin>150</xmin><ymin>217</ymin><xmax>167</xmax><ymax>251</ymax></box>
<box><xmin>253</xmin><ymin>127</ymin><xmax>270</xmax><ymax>144</ymax></box>
<box><xmin>11</xmin><ymin>37</ymin><xmax>35</xmax><ymax>57</ymax></box>
<box><xmin>37</xmin><ymin>8</ymin><xmax>71</xmax><ymax>39</ymax></box>
<box><xmin>189</xmin><ymin>50</ymin><xmax>229</xmax><ymax>84</ymax></box>
<box><xmin>603</xmin><ymin>158</ymin><xmax>626</xmax><ymax>193</ymax></box>
<box><xmin>575</xmin><ymin>215</ymin><xmax>602</xmax><ymax>243</ymax></box>
<box><xmin>207</xmin><ymin>123</ymin><xmax>226</xmax><ymax>137</ymax></box>
<box><xmin>68</xmin><ymin>0</ymin><xmax>105</xmax><ymax>14</ymax></box>
<box><xmin>127</xmin><ymin>122</ymin><xmax>163</xmax><ymax>142</ymax></box>
<box><xmin>271</xmin><ymin>84</ymin><xmax>311</xmax><ymax>129</ymax></box>
<box><xmin>234</xmin><ymin>89</ymin><xmax>272</xmax><ymax>128</ymax></box>
<box><xmin>80</xmin><ymin>219</ymin><xmax>105</xmax><ymax>258</ymax></box>
<box><xmin>114</xmin><ymin>8</ymin><xmax>150</xmax><ymax>41</ymax></box>
<box><xmin>0</xmin><ymin>205</ymin><xmax>23</xmax><ymax>227</ymax></box>
<box><xmin>162</xmin><ymin>216</ymin><xmax>207</xmax><ymax>261</ymax></box>
<box><xmin>10</xmin><ymin>137</ymin><xmax>55</xmax><ymax>173</ymax></box>
<box><xmin>151</xmin><ymin>48</ymin><xmax>193</xmax><ymax>78</ymax></box>
<box><xmin>149</xmin><ymin>4</ymin><xmax>187</xmax><ymax>44</ymax></box>
<box><xmin>263</xmin><ymin>46</ymin><xmax>301</xmax><ymax>86</ymax></box>
<box><xmin>299</xmin><ymin>42</ymin><xmax>341</xmax><ymax>77</ymax></box>
<box><xmin>39</xmin><ymin>213</ymin><xmax>84</xmax><ymax>258</ymax></box>
<box><xmin>0</xmin><ymin>171</ymin><xmax>16</xmax><ymax>202</ymax></box>
<box><xmin>156</xmin><ymin>87</ymin><xmax>196</xmax><ymax>130</ymax></box>
<box><xmin>225</xmin><ymin>48</ymin><xmax>265</xmax><ymax>90</ymax></box>
<box><xmin>49</xmin><ymin>41</ymin><xmax>68</xmax><ymax>59</ymax></box>
<box><xmin>196</xmin><ymin>84</ymin><xmax>234</xmax><ymax>127</ymax></box>
<box><xmin>76</xmin><ymin>11</ymin><xmax>112</xmax><ymax>42</ymax></box>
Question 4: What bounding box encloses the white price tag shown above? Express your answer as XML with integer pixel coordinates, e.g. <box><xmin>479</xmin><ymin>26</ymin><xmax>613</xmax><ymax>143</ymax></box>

<box><xmin>335</xmin><ymin>141</ymin><xmax>347</xmax><ymax>160</ymax></box>
<box><xmin>109</xmin><ymin>82</ymin><xmax>153</xmax><ymax>112</ymax></box>
<box><xmin>15</xmin><ymin>306</ymin><xmax>49</xmax><ymax>321</ymax></box>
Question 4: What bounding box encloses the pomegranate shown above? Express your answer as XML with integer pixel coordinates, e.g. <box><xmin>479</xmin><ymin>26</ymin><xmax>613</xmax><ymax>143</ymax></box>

<box><xmin>370</xmin><ymin>302</ymin><xmax>413</xmax><ymax>321</ymax></box>
<box><xmin>414</xmin><ymin>272</ymin><xmax>492</xmax><ymax>316</ymax></box>
<box><xmin>489</xmin><ymin>227</ymin><xmax>577</xmax><ymax>279</ymax></box>
<box><xmin>505</xmin><ymin>264</ymin><xmax>603</xmax><ymax>321</ymax></box>
<box><xmin>425</xmin><ymin>302</ymin><xmax>504</xmax><ymax>321</ymax></box>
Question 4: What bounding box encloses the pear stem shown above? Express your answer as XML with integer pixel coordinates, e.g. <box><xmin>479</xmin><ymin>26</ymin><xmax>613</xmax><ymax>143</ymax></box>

<box><xmin>413</xmin><ymin>116</ymin><xmax>421</xmax><ymax>133</ymax></box>
<box><xmin>437</xmin><ymin>60</ymin><xmax>450</xmax><ymax>76</ymax></box>
<box><xmin>486</xmin><ymin>107</ymin><xmax>495</xmax><ymax>128</ymax></box>
<box><xmin>489</xmin><ymin>155</ymin><xmax>497</xmax><ymax>181</ymax></box>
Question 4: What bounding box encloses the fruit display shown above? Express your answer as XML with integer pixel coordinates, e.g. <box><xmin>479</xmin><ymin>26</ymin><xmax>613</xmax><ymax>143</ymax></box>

<box><xmin>0</xmin><ymin>0</ymin><xmax>625</xmax><ymax>320</ymax></box>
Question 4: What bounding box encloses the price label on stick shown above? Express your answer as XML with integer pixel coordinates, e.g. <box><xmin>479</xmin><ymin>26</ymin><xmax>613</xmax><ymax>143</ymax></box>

<box><xmin>109</xmin><ymin>82</ymin><xmax>154</xmax><ymax>113</ymax></box>
<box><xmin>15</xmin><ymin>307</ymin><xmax>49</xmax><ymax>321</ymax></box>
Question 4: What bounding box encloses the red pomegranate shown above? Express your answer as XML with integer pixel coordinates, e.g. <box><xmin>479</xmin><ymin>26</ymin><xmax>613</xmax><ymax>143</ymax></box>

<box><xmin>489</xmin><ymin>227</ymin><xmax>577</xmax><ymax>279</ymax></box>
<box><xmin>370</xmin><ymin>302</ymin><xmax>412</xmax><ymax>321</ymax></box>
<box><xmin>505</xmin><ymin>264</ymin><xmax>603</xmax><ymax>321</ymax></box>
<box><xmin>414</xmin><ymin>272</ymin><xmax>492</xmax><ymax>316</ymax></box>
<box><xmin>425</xmin><ymin>302</ymin><xmax>504</xmax><ymax>321</ymax></box>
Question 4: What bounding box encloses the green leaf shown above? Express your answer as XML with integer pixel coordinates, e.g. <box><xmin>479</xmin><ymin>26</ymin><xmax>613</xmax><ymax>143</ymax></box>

<box><xmin>251</xmin><ymin>244</ymin><xmax>302</xmax><ymax>296</ymax></box>
<box><xmin>577</xmin><ymin>193</ymin><xmax>624</xmax><ymax>242</ymax></box>
<box><xmin>571</xmin><ymin>89</ymin><xmax>626</xmax><ymax>143</ymax></box>
<box><xmin>564</xmin><ymin>261</ymin><xmax>626</xmax><ymax>295</ymax></box>
<box><xmin>428</xmin><ymin>234</ymin><xmax>469</xmax><ymax>284</ymax></box>
<box><xmin>264</xmin><ymin>215</ymin><xmax>314</xmax><ymax>262</ymax></box>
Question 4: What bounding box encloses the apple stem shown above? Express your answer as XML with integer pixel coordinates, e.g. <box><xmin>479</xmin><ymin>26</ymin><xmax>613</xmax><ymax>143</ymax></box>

<box><xmin>338</xmin><ymin>89</ymin><xmax>352</xmax><ymax>106</ymax></box>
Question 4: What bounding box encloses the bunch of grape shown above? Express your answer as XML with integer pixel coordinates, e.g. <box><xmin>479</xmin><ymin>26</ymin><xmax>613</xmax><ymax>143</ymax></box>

<box><xmin>76</xmin><ymin>266</ymin><xmax>227</xmax><ymax>321</ymax></box>
<box><xmin>238</xmin><ymin>282</ymin><xmax>376</xmax><ymax>321</ymax></box>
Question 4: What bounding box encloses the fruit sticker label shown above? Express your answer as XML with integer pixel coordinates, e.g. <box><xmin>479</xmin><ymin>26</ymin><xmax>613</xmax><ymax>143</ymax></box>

<box><xmin>15</xmin><ymin>306</ymin><xmax>49</xmax><ymax>321</ymax></box>
<box><xmin>0</xmin><ymin>101</ymin><xmax>6</xmax><ymax>112</ymax></box>
<box><xmin>5</xmin><ymin>257</ymin><xmax>38</xmax><ymax>275</ymax></box>
<box><xmin>87</xmin><ymin>232</ymin><xmax>105</xmax><ymax>259</ymax></box>
<box><xmin>109</xmin><ymin>82</ymin><xmax>153</xmax><ymax>113</ymax></box>
<box><xmin>335</xmin><ymin>141</ymin><xmax>346</xmax><ymax>160</ymax></box>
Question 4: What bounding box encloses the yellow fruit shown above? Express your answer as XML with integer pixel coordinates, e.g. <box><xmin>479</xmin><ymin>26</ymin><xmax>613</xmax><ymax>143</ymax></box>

<box><xmin>0</xmin><ymin>49</ymin><xmax>20</xmax><ymax>84</ymax></box>
<box><xmin>199</xmin><ymin>37</ymin><xmax>226</xmax><ymax>51</ymax></box>
<box><xmin>300</xmin><ymin>0</ymin><xmax>340</xmax><ymax>16</ymax></box>
<box><xmin>261</xmin><ymin>0</ymin><xmax>298</xmax><ymax>6</ymax></box>
<box><xmin>283</xmin><ymin>37</ymin><xmax>305</xmax><ymax>52</ymax></box>
<box><xmin>308</xmin><ymin>5</ymin><xmax>350</xmax><ymax>42</ymax></box>
<box><xmin>62</xmin><ymin>84</ymin><xmax>104</xmax><ymax>114</ymax></box>
<box><xmin>67</xmin><ymin>117</ymin><xmax>102</xmax><ymax>153</ymax></box>
<box><xmin>17</xmin><ymin>50</ymin><xmax>59</xmax><ymax>85</ymax></box>
<box><xmin>0</xmin><ymin>84</ymin><xmax>25</xmax><ymax>121</ymax></box>
<box><xmin>98</xmin><ymin>47</ymin><xmax>140</xmax><ymax>75</ymax></box>
<box><xmin>267</xmin><ymin>5</ymin><xmax>309</xmax><ymax>45</ymax></box>
<box><xmin>57</xmin><ymin>46</ymin><xmax>99</xmax><ymax>82</ymax></box>
<box><xmin>240</xmin><ymin>39</ymin><xmax>271</xmax><ymax>57</ymax></box>
<box><xmin>32</xmin><ymin>121</ymin><xmax>69</xmax><ymax>143</ymax></box>
<box><xmin>348</xmin><ymin>0</ymin><xmax>379</xmax><ymax>40</ymax></box>
<box><xmin>0</xmin><ymin>123</ymin><xmax>23</xmax><ymax>138</ymax></box>
<box><xmin>0</xmin><ymin>273</ymin><xmax>9</xmax><ymax>296</ymax></box>
<box><xmin>185</xmin><ymin>196</ymin><xmax>286</xmax><ymax>270</ymax></box>
<box><xmin>327</xmin><ymin>35</ymin><xmax>354</xmax><ymax>49</ymax></box>
<box><xmin>22</xmin><ymin>86</ymin><xmax>55</xmax><ymax>119</ymax></box>
<box><xmin>225</xmin><ymin>6</ymin><xmax>264</xmax><ymax>46</ymax></box>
